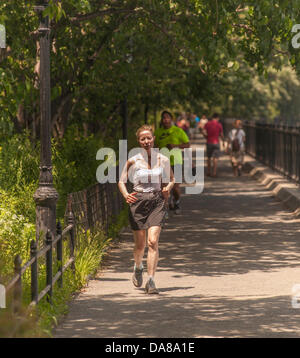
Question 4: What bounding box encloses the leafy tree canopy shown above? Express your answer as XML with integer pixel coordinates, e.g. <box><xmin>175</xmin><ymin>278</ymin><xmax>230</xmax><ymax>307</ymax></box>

<box><xmin>1</xmin><ymin>0</ymin><xmax>300</xmax><ymax>138</ymax></box>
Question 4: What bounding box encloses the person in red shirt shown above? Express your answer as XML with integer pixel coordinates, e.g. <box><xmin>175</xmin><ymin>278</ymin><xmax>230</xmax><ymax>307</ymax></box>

<box><xmin>201</xmin><ymin>113</ymin><xmax>224</xmax><ymax>177</ymax></box>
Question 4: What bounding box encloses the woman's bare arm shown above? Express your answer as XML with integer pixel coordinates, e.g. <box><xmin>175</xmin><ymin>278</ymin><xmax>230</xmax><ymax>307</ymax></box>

<box><xmin>161</xmin><ymin>158</ymin><xmax>175</xmax><ymax>200</ymax></box>
<box><xmin>118</xmin><ymin>160</ymin><xmax>138</xmax><ymax>204</ymax></box>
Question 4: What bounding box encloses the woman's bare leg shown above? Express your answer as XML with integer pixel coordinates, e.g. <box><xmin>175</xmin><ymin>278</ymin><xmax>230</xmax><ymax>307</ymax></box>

<box><xmin>147</xmin><ymin>226</ymin><xmax>161</xmax><ymax>277</ymax></box>
<box><xmin>133</xmin><ymin>230</ymin><xmax>146</xmax><ymax>267</ymax></box>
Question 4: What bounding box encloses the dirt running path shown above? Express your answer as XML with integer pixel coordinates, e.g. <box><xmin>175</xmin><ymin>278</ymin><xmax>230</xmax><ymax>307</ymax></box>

<box><xmin>54</xmin><ymin>137</ymin><xmax>300</xmax><ymax>338</ymax></box>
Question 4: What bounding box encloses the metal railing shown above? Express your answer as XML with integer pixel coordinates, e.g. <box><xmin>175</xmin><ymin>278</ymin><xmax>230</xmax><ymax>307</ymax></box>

<box><xmin>243</xmin><ymin>122</ymin><xmax>300</xmax><ymax>183</ymax></box>
<box><xmin>5</xmin><ymin>213</ymin><xmax>75</xmax><ymax>311</ymax></box>
<box><xmin>4</xmin><ymin>181</ymin><xmax>124</xmax><ymax>311</ymax></box>
<box><xmin>65</xmin><ymin>182</ymin><xmax>124</xmax><ymax>234</ymax></box>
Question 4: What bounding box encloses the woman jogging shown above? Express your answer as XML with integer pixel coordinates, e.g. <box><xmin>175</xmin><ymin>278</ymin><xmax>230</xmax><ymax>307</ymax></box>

<box><xmin>118</xmin><ymin>125</ymin><xmax>175</xmax><ymax>294</ymax></box>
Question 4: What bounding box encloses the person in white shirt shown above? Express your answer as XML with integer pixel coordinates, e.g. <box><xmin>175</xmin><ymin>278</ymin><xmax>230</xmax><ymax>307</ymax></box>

<box><xmin>198</xmin><ymin>114</ymin><xmax>208</xmax><ymax>131</ymax></box>
<box><xmin>227</xmin><ymin>119</ymin><xmax>246</xmax><ymax>176</ymax></box>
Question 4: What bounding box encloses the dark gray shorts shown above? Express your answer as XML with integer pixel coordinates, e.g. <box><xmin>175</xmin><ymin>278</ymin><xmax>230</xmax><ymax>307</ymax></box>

<box><xmin>206</xmin><ymin>143</ymin><xmax>220</xmax><ymax>158</ymax></box>
<box><xmin>129</xmin><ymin>191</ymin><xmax>166</xmax><ymax>231</ymax></box>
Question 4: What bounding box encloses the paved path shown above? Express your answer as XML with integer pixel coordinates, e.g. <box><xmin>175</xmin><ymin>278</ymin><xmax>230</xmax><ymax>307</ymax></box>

<box><xmin>54</xmin><ymin>137</ymin><xmax>300</xmax><ymax>338</ymax></box>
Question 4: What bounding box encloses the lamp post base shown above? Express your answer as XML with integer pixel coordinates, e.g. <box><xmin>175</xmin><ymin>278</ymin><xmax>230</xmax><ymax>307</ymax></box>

<box><xmin>34</xmin><ymin>185</ymin><xmax>59</xmax><ymax>243</ymax></box>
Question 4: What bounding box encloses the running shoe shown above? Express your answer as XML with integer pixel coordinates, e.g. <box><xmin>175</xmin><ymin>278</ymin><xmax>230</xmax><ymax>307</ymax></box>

<box><xmin>132</xmin><ymin>265</ymin><xmax>143</xmax><ymax>287</ymax></box>
<box><xmin>145</xmin><ymin>278</ymin><xmax>159</xmax><ymax>294</ymax></box>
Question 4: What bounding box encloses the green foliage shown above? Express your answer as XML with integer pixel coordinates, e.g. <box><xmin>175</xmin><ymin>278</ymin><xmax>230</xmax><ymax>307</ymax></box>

<box><xmin>0</xmin><ymin>307</ymin><xmax>45</xmax><ymax>338</ymax></box>
<box><xmin>1</xmin><ymin>1</ymin><xmax>300</xmax><ymax>135</ymax></box>
<box><xmin>192</xmin><ymin>64</ymin><xmax>300</xmax><ymax>123</ymax></box>
<box><xmin>0</xmin><ymin>189</ymin><xmax>35</xmax><ymax>279</ymax></box>
<box><xmin>0</xmin><ymin>126</ymin><xmax>108</xmax><ymax>222</ymax></box>
<box><xmin>36</xmin><ymin>269</ymin><xmax>77</xmax><ymax>337</ymax></box>
<box><xmin>52</xmin><ymin>123</ymin><xmax>105</xmax><ymax>218</ymax></box>
<box><xmin>74</xmin><ymin>229</ymin><xmax>111</xmax><ymax>287</ymax></box>
<box><xmin>0</xmin><ymin>132</ymin><xmax>38</xmax><ymax>221</ymax></box>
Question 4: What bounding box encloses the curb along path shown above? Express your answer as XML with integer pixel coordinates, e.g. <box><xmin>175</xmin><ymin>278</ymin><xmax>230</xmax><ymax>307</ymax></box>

<box><xmin>54</xmin><ymin>138</ymin><xmax>300</xmax><ymax>338</ymax></box>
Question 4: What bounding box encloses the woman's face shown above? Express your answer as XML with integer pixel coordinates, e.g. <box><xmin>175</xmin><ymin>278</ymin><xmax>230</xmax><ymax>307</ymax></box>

<box><xmin>162</xmin><ymin>113</ymin><xmax>172</xmax><ymax>128</ymax></box>
<box><xmin>138</xmin><ymin>130</ymin><xmax>155</xmax><ymax>151</ymax></box>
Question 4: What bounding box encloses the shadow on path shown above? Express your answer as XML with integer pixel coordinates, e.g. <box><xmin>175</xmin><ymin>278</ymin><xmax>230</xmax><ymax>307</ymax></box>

<box><xmin>54</xmin><ymin>293</ymin><xmax>300</xmax><ymax>338</ymax></box>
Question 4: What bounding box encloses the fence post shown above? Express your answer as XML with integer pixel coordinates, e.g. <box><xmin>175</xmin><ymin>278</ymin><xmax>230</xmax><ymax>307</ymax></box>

<box><xmin>117</xmin><ymin>184</ymin><xmax>123</xmax><ymax>212</ymax></box>
<box><xmin>45</xmin><ymin>229</ymin><xmax>53</xmax><ymax>303</ymax></box>
<box><xmin>86</xmin><ymin>188</ymin><xmax>93</xmax><ymax>229</ymax></box>
<box><xmin>104</xmin><ymin>183</ymin><xmax>109</xmax><ymax>235</ymax></box>
<box><xmin>56</xmin><ymin>221</ymin><xmax>63</xmax><ymax>288</ymax></box>
<box><xmin>13</xmin><ymin>255</ymin><xmax>22</xmax><ymax>313</ymax></box>
<box><xmin>111</xmin><ymin>184</ymin><xmax>117</xmax><ymax>220</ymax></box>
<box><xmin>68</xmin><ymin>211</ymin><xmax>76</xmax><ymax>273</ymax></box>
<box><xmin>30</xmin><ymin>240</ymin><xmax>38</xmax><ymax>304</ymax></box>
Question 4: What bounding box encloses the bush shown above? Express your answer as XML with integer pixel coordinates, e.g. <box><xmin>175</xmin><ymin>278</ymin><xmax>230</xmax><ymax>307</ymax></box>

<box><xmin>0</xmin><ymin>307</ymin><xmax>45</xmax><ymax>338</ymax></box>
<box><xmin>52</xmin><ymin>124</ymin><xmax>105</xmax><ymax>218</ymax></box>
<box><xmin>0</xmin><ymin>125</ymin><xmax>108</xmax><ymax>221</ymax></box>
<box><xmin>0</xmin><ymin>132</ymin><xmax>38</xmax><ymax>222</ymax></box>
<box><xmin>0</xmin><ymin>189</ymin><xmax>35</xmax><ymax>279</ymax></box>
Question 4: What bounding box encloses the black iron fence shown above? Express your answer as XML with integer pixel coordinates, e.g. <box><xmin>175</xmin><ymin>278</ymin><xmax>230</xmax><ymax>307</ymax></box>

<box><xmin>223</xmin><ymin>119</ymin><xmax>300</xmax><ymax>183</ymax></box>
<box><xmin>243</xmin><ymin>122</ymin><xmax>300</xmax><ymax>183</ymax></box>
<box><xmin>5</xmin><ymin>182</ymin><xmax>124</xmax><ymax>311</ymax></box>
<box><xmin>66</xmin><ymin>182</ymin><xmax>124</xmax><ymax>235</ymax></box>
<box><xmin>5</xmin><ymin>213</ymin><xmax>75</xmax><ymax>311</ymax></box>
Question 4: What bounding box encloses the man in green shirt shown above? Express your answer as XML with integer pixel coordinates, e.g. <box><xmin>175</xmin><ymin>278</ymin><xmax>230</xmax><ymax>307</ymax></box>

<box><xmin>154</xmin><ymin>110</ymin><xmax>190</xmax><ymax>214</ymax></box>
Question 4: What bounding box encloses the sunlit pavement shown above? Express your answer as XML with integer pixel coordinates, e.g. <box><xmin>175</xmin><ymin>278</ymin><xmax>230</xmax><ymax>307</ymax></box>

<box><xmin>54</xmin><ymin>135</ymin><xmax>300</xmax><ymax>338</ymax></box>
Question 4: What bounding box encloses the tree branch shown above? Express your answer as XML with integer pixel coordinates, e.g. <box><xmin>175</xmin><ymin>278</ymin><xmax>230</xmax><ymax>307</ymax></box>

<box><xmin>235</xmin><ymin>5</ymin><xmax>247</xmax><ymax>13</ymax></box>
<box><xmin>272</xmin><ymin>47</ymin><xmax>289</xmax><ymax>56</ymax></box>
<box><xmin>147</xmin><ymin>18</ymin><xmax>184</xmax><ymax>55</ymax></box>
<box><xmin>214</xmin><ymin>0</ymin><xmax>219</xmax><ymax>35</ymax></box>
<box><xmin>88</xmin><ymin>13</ymin><xmax>133</xmax><ymax>61</ymax></box>
<box><xmin>70</xmin><ymin>7</ymin><xmax>140</xmax><ymax>23</ymax></box>
<box><xmin>232</xmin><ymin>23</ymin><xmax>254</xmax><ymax>34</ymax></box>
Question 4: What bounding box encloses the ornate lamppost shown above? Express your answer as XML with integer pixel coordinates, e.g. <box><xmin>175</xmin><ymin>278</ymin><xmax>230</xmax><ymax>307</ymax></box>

<box><xmin>34</xmin><ymin>1</ymin><xmax>58</xmax><ymax>242</ymax></box>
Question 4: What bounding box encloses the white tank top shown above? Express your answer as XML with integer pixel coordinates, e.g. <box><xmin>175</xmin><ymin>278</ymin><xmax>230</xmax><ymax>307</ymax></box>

<box><xmin>130</xmin><ymin>152</ymin><xmax>164</xmax><ymax>193</ymax></box>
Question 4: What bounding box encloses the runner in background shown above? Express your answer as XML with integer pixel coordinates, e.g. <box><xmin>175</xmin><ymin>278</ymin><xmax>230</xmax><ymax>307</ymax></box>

<box><xmin>154</xmin><ymin>110</ymin><xmax>190</xmax><ymax>214</ymax></box>
<box><xmin>198</xmin><ymin>114</ymin><xmax>208</xmax><ymax>131</ymax></box>
<box><xmin>188</xmin><ymin>113</ymin><xmax>199</xmax><ymax>140</ymax></box>
<box><xmin>176</xmin><ymin>113</ymin><xmax>190</xmax><ymax>138</ymax></box>
<box><xmin>227</xmin><ymin>119</ymin><xmax>246</xmax><ymax>176</ymax></box>
<box><xmin>201</xmin><ymin>113</ymin><xmax>224</xmax><ymax>177</ymax></box>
